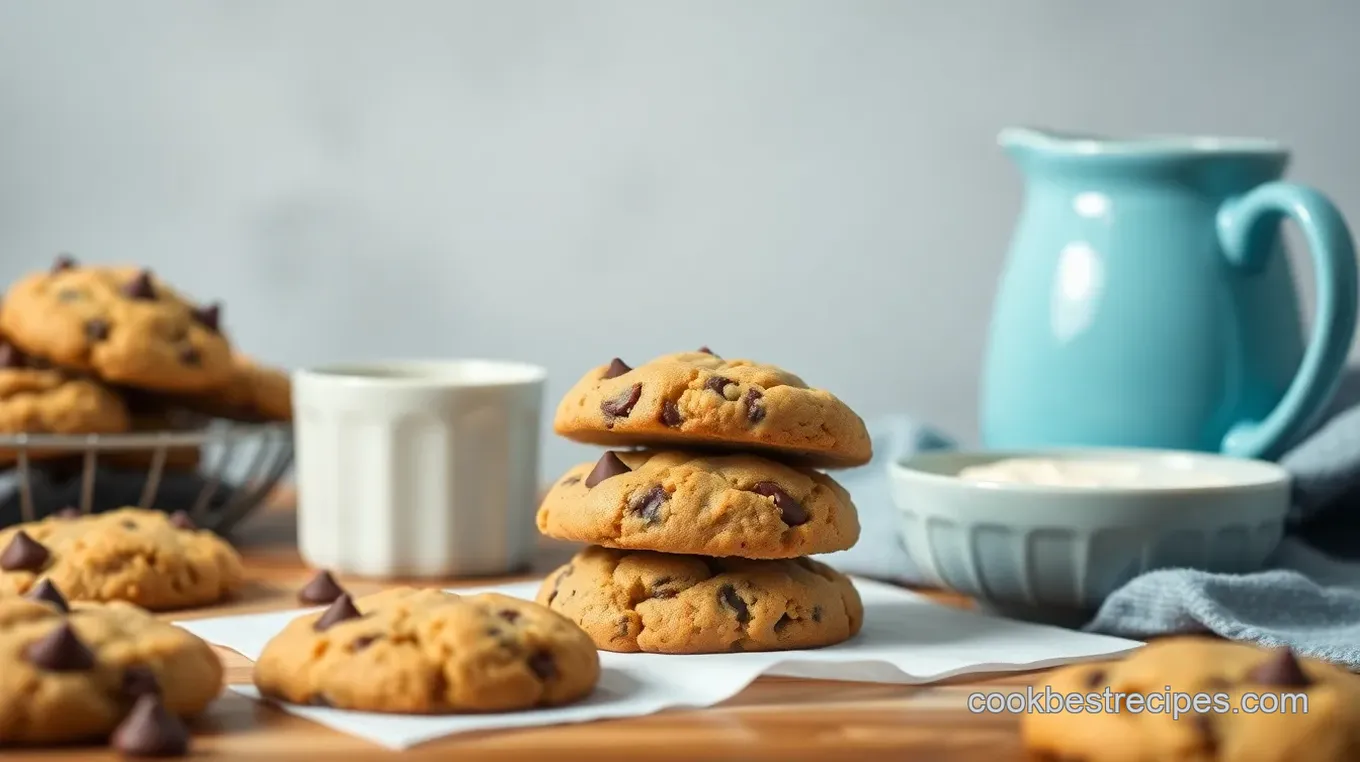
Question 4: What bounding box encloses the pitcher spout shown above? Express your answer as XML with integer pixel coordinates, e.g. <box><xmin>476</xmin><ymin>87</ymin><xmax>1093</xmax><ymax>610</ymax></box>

<box><xmin>998</xmin><ymin>126</ymin><xmax>1106</xmax><ymax>157</ymax></box>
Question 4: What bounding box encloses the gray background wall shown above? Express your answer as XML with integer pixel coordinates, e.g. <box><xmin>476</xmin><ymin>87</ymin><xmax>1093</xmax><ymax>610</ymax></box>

<box><xmin>1</xmin><ymin>0</ymin><xmax>1357</xmax><ymax>480</ymax></box>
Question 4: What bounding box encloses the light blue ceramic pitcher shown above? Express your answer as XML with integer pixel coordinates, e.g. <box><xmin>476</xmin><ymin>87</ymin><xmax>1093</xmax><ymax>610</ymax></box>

<box><xmin>981</xmin><ymin>128</ymin><xmax>1358</xmax><ymax>459</ymax></box>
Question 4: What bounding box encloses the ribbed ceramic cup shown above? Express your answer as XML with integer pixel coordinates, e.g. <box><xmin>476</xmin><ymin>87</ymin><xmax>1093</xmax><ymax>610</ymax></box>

<box><xmin>292</xmin><ymin>360</ymin><xmax>546</xmax><ymax>578</ymax></box>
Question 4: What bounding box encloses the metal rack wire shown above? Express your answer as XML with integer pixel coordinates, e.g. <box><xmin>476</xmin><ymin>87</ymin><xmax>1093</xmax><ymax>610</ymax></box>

<box><xmin>0</xmin><ymin>422</ymin><xmax>293</xmax><ymax>534</ymax></box>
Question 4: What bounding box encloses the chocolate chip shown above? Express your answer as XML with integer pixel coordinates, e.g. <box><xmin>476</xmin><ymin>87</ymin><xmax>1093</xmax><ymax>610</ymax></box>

<box><xmin>298</xmin><ymin>570</ymin><xmax>346</xmax><ymax>605</ymax></box>
<box><xmin>122</xmin><ymin>270</ymin><xmax>157</xmax><ymax>300</ymax></box>
<box><xmin>750</xmin><ymin>482</ymin><xmax>809</xmax><ymax>527</ymax></box>
<box><xmin>55</xmin><ymin>506</ymin><xmax>81</xmax><ymax>519</ymax></box>
<box><xmin>121</xmin><ymin>665</ymin><xmax>162</xmax><ymax>698</ymax></box>
<box><xmin>774</xmin><ymin>614</ymin><xmax>793</xmax><ymax>632</ymax></box>
<box><xmin>661</xmin><ymin>400</ymin><xmax>683</xmax><ymax>427</ymax></box>
<box><xmin>743</xmin><ymin>388</ymin><xmax>765</xmax><ymax>423</ymax></box>
<box><xmin>718</xmin><ymin>585</ymin><xmax>750</xmax><ymax>624</ymax></box>
<box><xmin>352</xmin><ymin>635</ymin><xmax>379</xmax><ymax>652</ymax></box>
<box><xmin>25</xmin><ymin>624</ymin><xmax>95</xmax><ymax>671</ymax></box>
<box><xmin>178</xmin><ymin>346</ymin><xmax>201</xmax><ymax>366</ymax></box>
<box><xmin>122</xmin><ymin>520</ymin><xmax>138</xmax><ymax>530</ymax></box>
<box><xmin>168</xmin><ymin>511</ymin><xmax>196</xmax><ymax>530</ymax></box>
<box><xmin>24</xmin><ymin>579</ymin><xmax>69</xmax><ymax>613</ymax></box>
<box><xmin>628</xmin><ymin>485</ymin><xmax>667</xmax><ymax>524</ymax></box>
<box><xmin>0</xmin><ymin>531</ymin><xmax>50</xmax><ymax>572</ymax></box>
<box><xmin>1085</xmin><ymin>669</ymin><xmax>1106</xmax><ymax>688</ymax></box>
<box><xmin>697</xmin><ymin>346</ymin><xmax>715</xmax><ymax>355</ymax></box>
<box><xmin>600</xmin><ymin>383</ymin><xmax>641</xmax><ymax>418</ymax></box>
<box><xmin>584</xmin><ymin>451</ymin><xmax>631</xmax><ymax>488</ymax></box>
<box><xmin>704</xmin><ymin>375</ymin><xmax>733</xmax><ymax>395</ymax></box>
<box><xmin>650</xmin><ymin>577</ymin><xmax>678</xmax><ymax>599</ymax></box>
<box><xmin>560</xmin><ymin>476</ymin><xmax>581</xmax><ymax>486</ymax></box>
<box><xmin>52</xmin><ymin>254</ymin><xmax>77</xmax><ymax>272</ymax></box>
<box><xmin>192</xmin><ymin>302</ymin><xmax>221</xmax><ymax>332</ymax></box>
<box><xmin>313</xmin><ymin>594</ymin><xmax>362</xmax><ymax>632</ymax></box>
<box><xmin>602</xmin><ymin>358</ymin><xmax>631</xmax><ymax>379</ymax></box>
<box><xmin>0</xmin><ymin>342</ymin><xmax>26</xmax><ymax>369</ymax></box>
<box><xmin>498</xmin><ymin>609</ymin><xmax>521</xmax><ymax>623</ymax></box>
<box><xmin>528</xmin><ymin>651</ymin><xmax>556</xmax><ymax>681</ymax></box>
<box><xmin>617</xmin><ymin>617</ymin><xmax>631</xmax><ymax>636</ymax></box>
<box><xmin>85</xmin><ymin>319</ymin><xmax>110</xmax><ymax>341</ymax></box>
<box><xmin>111</xmin><ymin>694</ymin><xmax>189</xmax><ymax>757</ymax></box>
<box><xmin>811</xmin><ymin>605</ymin><xmax>822</xmax><ymax>623</ymax></box>
<box><xmin>1248</xmin><ymin>648</ymin><xmax>1311</xmax><ymax>687</ymax></box>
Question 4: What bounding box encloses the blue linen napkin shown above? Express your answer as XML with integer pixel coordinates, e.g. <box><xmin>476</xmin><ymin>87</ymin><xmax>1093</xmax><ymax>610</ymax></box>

<box><xmin>826</xmin><ymin>373</ymin><xmax>1360</xmax><ymax>669</ymax></box>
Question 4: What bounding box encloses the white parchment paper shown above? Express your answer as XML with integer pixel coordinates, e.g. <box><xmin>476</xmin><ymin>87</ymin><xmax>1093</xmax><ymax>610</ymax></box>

<box><xmin>177</xmin><ymin>578</ymin><xmax>1141</xmax><ymax>749</ymax></box>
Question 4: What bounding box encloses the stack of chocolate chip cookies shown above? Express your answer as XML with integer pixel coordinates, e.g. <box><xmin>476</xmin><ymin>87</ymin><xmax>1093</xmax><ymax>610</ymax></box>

<box><xmin>0</xmin><ymin>255</ymin><xmax>292</xmax><ymax>477</ymax></box>
<box><xmin>535</xmin><ymin>349</ymin><xmax>872</xmax><ymax>654</ymax></box>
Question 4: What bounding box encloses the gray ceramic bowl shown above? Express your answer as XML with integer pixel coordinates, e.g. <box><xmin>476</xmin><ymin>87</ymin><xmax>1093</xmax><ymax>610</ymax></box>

<box><xmin>888</xmin><ymin>449</ymin><xmax>1290</xmax><ymax>624</ymax></box>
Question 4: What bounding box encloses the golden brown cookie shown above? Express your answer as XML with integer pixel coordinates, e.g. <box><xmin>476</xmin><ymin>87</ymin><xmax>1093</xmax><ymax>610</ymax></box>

<box><xmin>0</xmin><ymin>595</ymin><xmax>222</xmax><ymax>745</ymax></box>
<box><xmin>253</xmin><ymin>588</ymin><xmax>600</xmax><ymax>713</ymax></box>
<box><xmin>0</xmin><ymin>341</ymin><xmax>131</xmax><ymax>464</ymax></box>
<box><xmin>177</xmin><ymin>354</ymin><xmax>291</xmax><ymax>422</ymax></box>
<box><xmin>1023</xmin><ymin>637</ymin><xmax>1360</xmax><ymax>762</ymax></box>
<box><xmin>0</xmin><ymin>508</ymin><xmax>243</xmax><ymax>611</ymax></box>
<box><xmin>537</xmin><ymin>546</ymin><xmax>863</xmax><ymax>653</ymax></box>
<box><xmin>0</xmin><ymin>258</ymin><xmax>233</xmax><ymax>393</ymax></box>
<box><xmin>538</xmin><ymin>450</ymin><xmax>860</xmax><ymax>559</ymax></box>
<box><xmin>553</xmin><ymin>350</ymin><xmax>871</xmax><ymax>468</ymax></box>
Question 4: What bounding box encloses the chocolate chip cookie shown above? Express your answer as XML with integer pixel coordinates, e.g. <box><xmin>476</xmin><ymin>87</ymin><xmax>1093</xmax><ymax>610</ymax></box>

<box><xmin>0</xmin><ymin>258</ymin><xmax>233</xmax><ymax>393</ymax></box>
<box><xmin>537</xmin><ymin>545</ymin><xmax>863</xmax><ymax>653</ymax></box>
<box><xmin>178</xmin><ymin>354</ymin><xmax>291</xmax><ymax>422</ymax></box>
<box><xmin>0</xmin><ymin>508</ymin><xmax>243</xmax><ymax>611</ymax></box>
<box><xmin>0</xmin><ymin>341</ymin><xmax>131</xmax><ymax>463</ymax></box>
<box><xmin>0</xmin><ymin>594</ymin><xmax>222</xmax><ymax>745</ymax></box>
<box><xmin>553</xmin><ymin>350</ymin><xmax>872</xmax><ymax>468</ymax></box>
<box><xmin>538</xmin><ymin>450</ymin><xmax>860</xmax><ymax>559</ymax></box>
<box><xmin>253</xmin><ymin>587</ymin><xmax>600</xmax><ymax>713</ymax></box>
<box><xmin>1023</xmin><ymin>637</ymin><xmax>1360</xmax><ymax>762</ymax></box>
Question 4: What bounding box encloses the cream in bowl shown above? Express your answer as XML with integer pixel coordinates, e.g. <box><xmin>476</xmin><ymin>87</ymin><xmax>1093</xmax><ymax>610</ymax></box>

<box><xmin>957</xmin><ymin>456</ymin><xmax>1234</xmax><ymax>488</ymax></box>
<box><xmin>888</xmin><ymin>449</ymin><xmax>1290</xmax><ymax>624</ymax></box>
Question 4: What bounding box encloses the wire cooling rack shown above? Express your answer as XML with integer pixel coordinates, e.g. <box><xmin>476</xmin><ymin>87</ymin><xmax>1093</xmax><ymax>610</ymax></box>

<box><xmin>0</xmin><ymin>422</ymin><xmax>294</xmax><ymax>535</ymax></box>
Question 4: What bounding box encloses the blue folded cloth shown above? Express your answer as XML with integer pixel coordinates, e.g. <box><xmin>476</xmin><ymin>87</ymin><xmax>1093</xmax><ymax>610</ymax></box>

<box><xmin>825</xmin><ymin>372</ymin><xmax>1360</xmax><ymax>669</ymax></box>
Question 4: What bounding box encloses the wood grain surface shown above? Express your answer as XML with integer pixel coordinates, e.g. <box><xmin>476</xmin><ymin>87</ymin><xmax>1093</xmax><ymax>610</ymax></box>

<box><xmin>6</xmin><ymin>498</ymin><xmax>1082</xmax><ymax>761</ymax></box>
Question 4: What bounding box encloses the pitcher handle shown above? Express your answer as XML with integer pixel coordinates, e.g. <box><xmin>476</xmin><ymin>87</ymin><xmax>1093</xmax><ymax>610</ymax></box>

<box><xmin>1216</xmin><ymin>182</ymin><xmax>1359</xmax><ymax>459</ymax></box>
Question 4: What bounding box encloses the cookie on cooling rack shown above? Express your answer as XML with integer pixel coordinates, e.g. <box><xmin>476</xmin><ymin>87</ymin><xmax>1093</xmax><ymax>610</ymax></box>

<box><xmin>0</xmin><ymin>340</ymin><xmax>131</xmax><ymax>464</ymax></box>
<box><xmin>0</xmin><ymin>257</ymin><xmax>234</xmax><ymax>393</ymax></box>
<box><xmin>0</xmin><ymin>507</ymin><xmax>243</xmax><ymax>611</ymax></box>
<box><xmin>100</xmin><ymin>393</ymin><xmax>208</xmax><ymax>473</ymax></box>
<box><xmin>175</xmin><ymin>354</ymin><xmax>292</xmax><ymax>423</ymax></box>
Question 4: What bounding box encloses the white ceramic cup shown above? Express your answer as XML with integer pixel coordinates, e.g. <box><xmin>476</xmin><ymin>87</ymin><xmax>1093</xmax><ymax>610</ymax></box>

<box><xmin>292</xmin><ymin>359</ymin><xmax>546</xmax><ymax>578</ymax></box>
